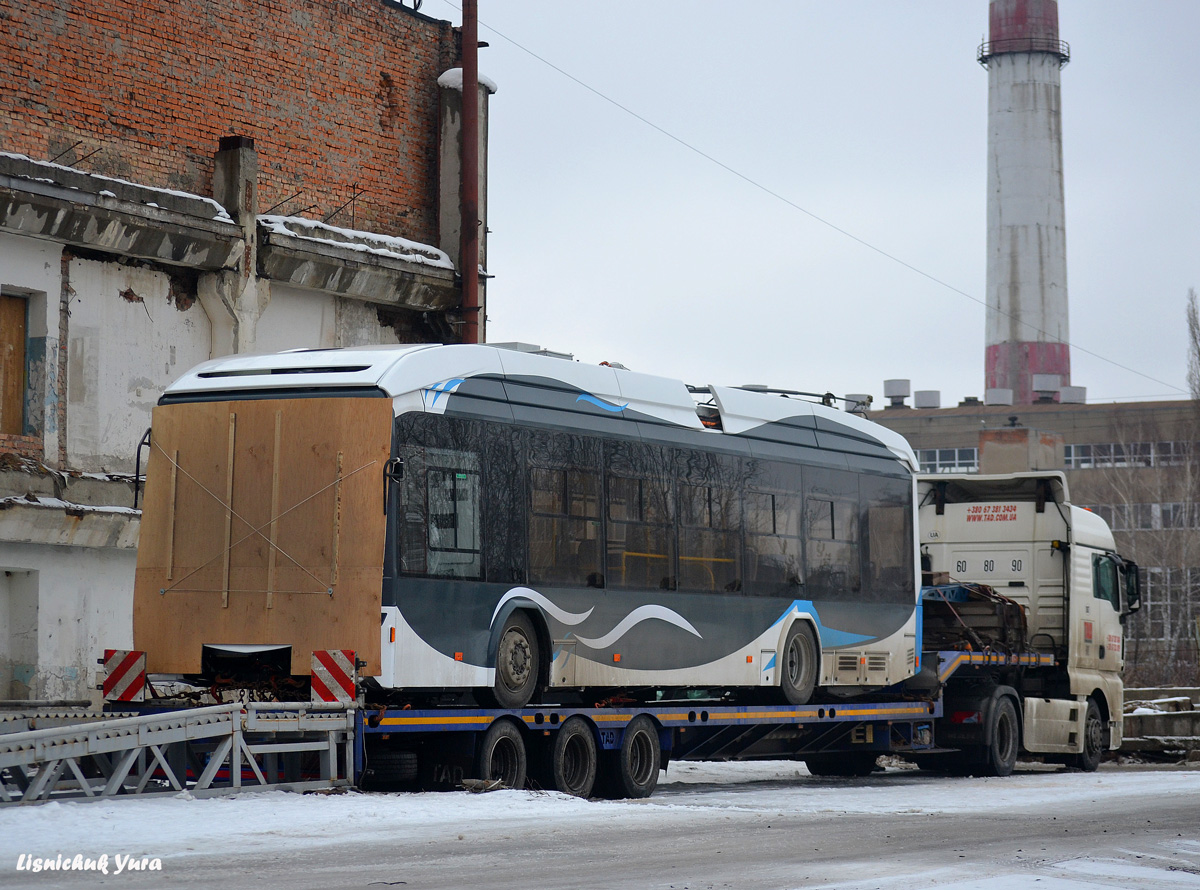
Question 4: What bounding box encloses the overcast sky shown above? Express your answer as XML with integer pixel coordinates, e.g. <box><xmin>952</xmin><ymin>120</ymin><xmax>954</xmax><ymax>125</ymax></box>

<box><xmin>426</xmin><ymin>0</ymin><xmax>1199</xmax><ymax>408</ymax></box>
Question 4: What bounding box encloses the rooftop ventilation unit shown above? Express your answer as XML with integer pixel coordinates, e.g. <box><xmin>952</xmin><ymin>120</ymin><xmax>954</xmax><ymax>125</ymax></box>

<box><xmin>985</xmin><ymin>388</ymin><xmax>1014</xmax><ymax>406</ymax></box>
<box><xmin>913</xmin><ymin>390</ymin><xmax>941</xmax><ymax>409</ymax></box>
<box><xmin>883</xmin><ymin>379</ymin><xmax>911</xmax><ymax>408</ymax></box>
<box><xmin>1060</xmin><ymin>385</ymin><xmax>1087</xmax><ymax>404</ymax></box>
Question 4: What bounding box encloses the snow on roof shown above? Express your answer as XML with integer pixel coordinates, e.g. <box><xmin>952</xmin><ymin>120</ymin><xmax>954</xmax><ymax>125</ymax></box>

<box><xmin>259</xmin><ymin>215</ymin><xmax>454</xmax><ymax>270</ymax></box>
<box><xmin>0</xmin><ymin>151</ymin><xmax>232</xmax><ymax>221</ymax></box>
<box><xmin>437</xmin><ymin>67</ymin><xmax>499</xmax><ymax>94</ymax></box>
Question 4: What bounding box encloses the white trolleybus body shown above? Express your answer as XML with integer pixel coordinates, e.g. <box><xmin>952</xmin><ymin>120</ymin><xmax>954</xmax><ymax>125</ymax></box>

<box><xmin>134</xmin><ymin>344</ymin><xmax>922</xmax><ymax>709</ymax></box>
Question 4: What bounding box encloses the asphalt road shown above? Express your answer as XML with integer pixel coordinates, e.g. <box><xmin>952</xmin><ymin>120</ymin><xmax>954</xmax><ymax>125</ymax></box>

<box><xmin>8</xmin><ymin>763</ymin><xmax>1200</xmax><ymax>890</ymax></box>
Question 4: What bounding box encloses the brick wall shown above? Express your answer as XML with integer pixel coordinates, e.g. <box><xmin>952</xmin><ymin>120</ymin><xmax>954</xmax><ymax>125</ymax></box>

<box><xmin>0</xmin><ymin>0</ymin><xmax>458</xmax><ymax>246</ymax></box>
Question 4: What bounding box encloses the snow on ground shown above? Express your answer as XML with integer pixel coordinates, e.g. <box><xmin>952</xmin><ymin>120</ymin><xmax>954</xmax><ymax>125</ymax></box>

<box><xmin>2</xmin><ymin>762</ymin><xmax>1199</xmax><ymax>866</ymax></box>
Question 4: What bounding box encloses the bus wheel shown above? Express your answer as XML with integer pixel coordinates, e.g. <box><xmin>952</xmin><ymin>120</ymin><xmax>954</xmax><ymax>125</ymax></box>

<box><xmin>472</xmin><ymin>719</ymin><xmax>527</xmax><ymax>789</ymax></box>
<box><xmin>488</xmin><ymin>612</ymin><xmax>540</xmax><ymax>709</ymax></box>
<box><xmin>780</xmin><ymin>622</ymin><xmax>818</xmax><ymax>705</ymax></box>
<box><xmin>550</xmin><ymin>716</ymin><xmax>598</xmax><ymax>798</ymax></box>
<box><xmin>598</xmin><ymin>714</ymin><xmax>661</xmax><ymax>799</ymax></box>
<box><xmin>1069</xmin><ymin>699</ymin><xmax>1104</xmax><ymax>772</ymax></box>
<box><xmin>983</xmin><ymin>696</ymin><xmax>1019</xmax><ymax>777</ymax></box>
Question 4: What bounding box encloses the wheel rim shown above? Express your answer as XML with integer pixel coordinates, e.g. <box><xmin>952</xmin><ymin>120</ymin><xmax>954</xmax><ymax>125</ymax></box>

<box><xmin>488</xmin><ymin>735</ymin><xmax>521</xmax><ymax>784</ymax></box>
<box><xmin>1084</xmin><ymin>711</ymin><xmax>1103</xmax><ymax>759</ymax></box>
<box><xmin>498</xmin><ymin>626</ymin><xmax>532</xmax><ymax>693</ymax></box>
<box><xmin>561</xmin><ymin>733</ymin><xmax>589</xmax><ymax>791</ymax></box>
<box><xmin>627</xmin><ymin>729</ymin><xmax>656</xmax><ymax>786</ymax></box>
<box><xmin>786</xmin><ymin>632</ymin><xmax>812</xmax><ymax>688</ymax></box>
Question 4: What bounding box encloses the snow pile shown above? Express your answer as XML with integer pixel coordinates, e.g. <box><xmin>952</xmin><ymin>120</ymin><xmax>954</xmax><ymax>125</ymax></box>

<box><xmin>437</xmin><ymin>67</ymin><xmax>498</xmax><ymax>93</ymax></box>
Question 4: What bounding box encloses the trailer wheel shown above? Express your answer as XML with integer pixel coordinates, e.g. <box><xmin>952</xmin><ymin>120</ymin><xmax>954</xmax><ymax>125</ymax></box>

<box><xmin>550</xmin><ymin>716</ymin><xmax>598</xmax><ymax>798</ymax></box>
<box><xmin>472</xmin><ymin>719</ymin><xmax>527</xmax><ymax>789</ymax></box>
<box><xmin>1069</xmin><ymin>699</ymin><xmax>1104</xmax><ymax>772</ymax></box>
<box><xmin>983</xmin><ymin>696</ymin><xmax>1019</xmax><ymax>777</ymax></box>
<box><xmin>598</xmin><ymin>715</ymin><xmax>660</xmax><ymax>799</ymax></box>
<box><xmin>804</xmin><ymin>752</ymin><xmax>878</xmax><ymax>777</ymax></box>
<box><xmin>484</xmin><ymin>611</ymin><xmax>540</xmax><ymax>709</ymax></box>
<box><xmin>780</xmin><ymin>621</ymin><xmax>818</xmax><ymax>705</ymax></box>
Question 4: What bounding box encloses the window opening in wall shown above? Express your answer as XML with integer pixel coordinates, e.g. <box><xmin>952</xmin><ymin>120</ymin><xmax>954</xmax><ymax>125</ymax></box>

<box><xmin>0</xmin><ymin>293</ymin><xmax>27</xmax><ymax>436</ymax></box>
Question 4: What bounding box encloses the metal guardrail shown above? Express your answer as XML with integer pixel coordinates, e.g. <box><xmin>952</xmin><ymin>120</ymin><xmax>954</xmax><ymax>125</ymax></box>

<box><xmin>0</xmin><ymin>702</ymin><xmax>354</xmax><ymax>805</ymax></box>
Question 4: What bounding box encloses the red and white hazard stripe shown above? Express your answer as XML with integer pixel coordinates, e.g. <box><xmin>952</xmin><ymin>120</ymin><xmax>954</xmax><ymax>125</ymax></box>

<box><xmin>102</xmin><ymin>649</ymin><xmax>146</xmax><ymax>702</ymax></box>
<box><xmin>311</xmin><ymin>649</ymin><xmax>357</xmax><ymax>704</ymax></box>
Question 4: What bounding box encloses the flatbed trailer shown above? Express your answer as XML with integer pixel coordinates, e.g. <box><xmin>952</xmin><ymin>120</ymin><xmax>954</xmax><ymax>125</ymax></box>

<box><xmin>356</xmin><ymin>647</ymin><xmax>1054</xmax><ymax>797</ymax></box>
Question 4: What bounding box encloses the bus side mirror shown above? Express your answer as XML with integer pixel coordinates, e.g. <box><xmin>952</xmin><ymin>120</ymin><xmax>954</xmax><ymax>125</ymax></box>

<box><xmin>384</xmin><ymin>457</ymin><xmax>404</xmax><ymax>512</ymax></box>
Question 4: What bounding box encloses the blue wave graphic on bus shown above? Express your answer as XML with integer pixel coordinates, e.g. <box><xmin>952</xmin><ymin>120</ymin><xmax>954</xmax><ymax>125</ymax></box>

<box><xmin>426</xmin><ymin>378</ymin><xmax>466</xmax><ymax>407</ymax></box>
<box><xmin>572</xmin><ymin>605</ymin><xmax>702</xmax><ymax>649</ymax></box>
<box><xmin>770</xmin><ymin>599</ymin><xmax>874</xmax><ymax>649</ymax></box>
<box><xmin>575</xmin><ymin>393</ymin><xmax>628</xmax><ymax>413</ymax></box>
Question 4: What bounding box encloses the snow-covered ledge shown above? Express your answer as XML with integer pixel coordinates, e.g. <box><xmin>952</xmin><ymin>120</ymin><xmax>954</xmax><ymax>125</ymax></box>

<box><xmin>256</xmin><ymin>215</ymin><xmax>459</xmax><ymax>311</ymax></box>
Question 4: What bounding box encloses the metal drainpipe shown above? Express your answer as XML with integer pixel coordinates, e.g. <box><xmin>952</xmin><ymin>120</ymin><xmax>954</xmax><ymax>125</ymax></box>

<box><xmin>459</xmin><ymin>0</ymin><xmax>481</xmax><ymax>344</ymax></box>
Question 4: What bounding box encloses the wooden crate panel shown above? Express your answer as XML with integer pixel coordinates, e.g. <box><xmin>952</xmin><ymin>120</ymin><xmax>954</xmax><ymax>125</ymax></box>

<box><xmin>134</xmin><ymin>397</ymin><xmax>393</xmax><ymax>675</ymax></box>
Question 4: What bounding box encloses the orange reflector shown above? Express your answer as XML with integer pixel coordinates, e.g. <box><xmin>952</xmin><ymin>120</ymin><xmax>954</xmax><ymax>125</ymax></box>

<box><xmin>389</xmin><ymin>628</ymin><xmax>396</xmax><ymax>643</ymax></box>
<box><xmin>454</xmin><ymin>652</ymin><xmax>463</xmax><ymax>662</ymax></box>
<box><xmin>746</xmin><ymin>655</ymin><xmax>753</xmax><ymax>663</ymax></box>
<box><xmin>860</xmin><ymin>657</ymin><xmax>866</xmax><ymax>665</ymax></box>
<box><xmin>613</xmin><ymin>653</ymin><xmax>621</xmax><ymax>663</ymax></box>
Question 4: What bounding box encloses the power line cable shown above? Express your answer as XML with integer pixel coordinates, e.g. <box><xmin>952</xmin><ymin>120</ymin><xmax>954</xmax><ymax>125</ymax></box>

<box><xmin>441</xmin><ymin>2</ymin><xmax>1187</xmax><ymax>396</ymax></box>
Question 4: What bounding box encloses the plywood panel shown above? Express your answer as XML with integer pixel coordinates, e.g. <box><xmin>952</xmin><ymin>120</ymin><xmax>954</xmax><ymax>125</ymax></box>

<box><xmin>135</xmin><ymin>397</ymin><xmax>392</xmax><ymax>675</ymax></box>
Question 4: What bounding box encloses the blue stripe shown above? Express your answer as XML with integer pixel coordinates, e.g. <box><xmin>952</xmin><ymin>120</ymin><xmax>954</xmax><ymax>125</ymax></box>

<box><xmin>576</xmin><ymin>393</ymin><xmax>628</xmax><ymax>413</ymax></box>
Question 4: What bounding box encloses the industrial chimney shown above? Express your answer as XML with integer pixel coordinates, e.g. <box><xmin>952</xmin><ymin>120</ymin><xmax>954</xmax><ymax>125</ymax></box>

<box><xmin>979</xmin><ymin>0</ymin><xmax>1071</xmax><ymax>405</ymax></box>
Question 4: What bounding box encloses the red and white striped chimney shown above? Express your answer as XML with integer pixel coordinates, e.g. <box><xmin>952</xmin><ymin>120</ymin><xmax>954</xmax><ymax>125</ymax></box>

<box><xmin>980</xmin><ymin>0</ymin><xmax>1071</xmax><ymax>405</ymax></box>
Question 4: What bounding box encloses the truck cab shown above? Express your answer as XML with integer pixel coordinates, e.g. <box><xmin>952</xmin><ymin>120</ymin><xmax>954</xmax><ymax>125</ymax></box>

<box><xmin>917</xmin><ymin>472</ymin><xmax>1140</xmax><ymax>768</ymax></box>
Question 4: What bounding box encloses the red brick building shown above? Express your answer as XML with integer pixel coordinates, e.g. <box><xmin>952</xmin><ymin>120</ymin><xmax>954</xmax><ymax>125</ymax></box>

<box><xmin>0</xmin><ymin>0</ymin><xmax>493</xmax><ymax>702</ymax></box>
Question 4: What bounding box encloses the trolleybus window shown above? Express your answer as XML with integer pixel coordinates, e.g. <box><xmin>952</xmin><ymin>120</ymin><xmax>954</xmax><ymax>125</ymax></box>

<box><xmin>529</xmin><ymin>466</ymin><xmax>602</xmax><ymax>587</ymax></box>
<box><xmin>678</xmin><ymin>483</ymin><xmax>741</xmax><ymax>592</ymax></box>
<box><xmin>745</xmin><ymin>489</ymin><xmax>804</xmax><ymax>593</ymax></box>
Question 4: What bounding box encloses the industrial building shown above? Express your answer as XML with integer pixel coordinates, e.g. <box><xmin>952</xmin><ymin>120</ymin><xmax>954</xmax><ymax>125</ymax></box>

<box><xmin>870</xmin><ymin>0</ymin><xmax>1198</xmax><ymax>685</ymax></box>
<box><xmin>0</xmin><ymin>0</ymin><xmax>492</xmax><ymax>702</ymax></box>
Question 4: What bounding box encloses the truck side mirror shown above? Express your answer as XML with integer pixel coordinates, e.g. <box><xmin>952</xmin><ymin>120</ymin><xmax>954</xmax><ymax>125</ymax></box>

<box><xmin>1120</xmin><ymin>561</ymin><xmax>1141</xmax><ymax>616</ymax></box>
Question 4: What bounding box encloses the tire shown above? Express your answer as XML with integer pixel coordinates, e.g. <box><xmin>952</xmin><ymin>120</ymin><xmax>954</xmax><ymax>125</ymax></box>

<box><xmin>549</xmin><ymin>716</ymin><xmax>598</xmax><ymax>798</ymax></box>
<box><xmin>598</xmin><ymin>715</ymin><xmax>660</xmax><ymax>799</ymax></box>
<box><xmin>483</xmin><ymin>611</ymin><xmax>540</xmax><ymax>709</ymax></box>
<box><xmin>362</xmin><ymin>747</ymin><xmax>418</xmax><ymax>789</ymax></box>
<box><xmin>780</xmin><ymin>621</ymin><xmax>818</xmax><ymax>705</ymax></box>
<box><xmin>804</xmin><ymin>752</ymin><xmax>879</xmax><ymax>777</ymax></box>
<box><xmin>472</xmin><ymin>719</ymin><xmax>527</xmax><ymax>789</ymax></box>
<box><xmin>983</xmin><ymin>696</ymin><xmax>1019</xmax><ymax>777</ymax></box>
<box><xmin>1069</xmin><ymin>699</ymin><xmax>1104</xmax><ymax>772</ymax></box>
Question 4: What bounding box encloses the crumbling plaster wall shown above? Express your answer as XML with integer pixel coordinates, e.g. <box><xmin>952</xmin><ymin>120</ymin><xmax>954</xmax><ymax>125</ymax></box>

<box><xmin>1</xmin><ymin>543</ymin><xmax>135</xmax><ymax>705</ymax></box>
<box><xmin>65</xmin><ymin>258</ymin><xmax>212</xmax><ymax>473</ymax></box>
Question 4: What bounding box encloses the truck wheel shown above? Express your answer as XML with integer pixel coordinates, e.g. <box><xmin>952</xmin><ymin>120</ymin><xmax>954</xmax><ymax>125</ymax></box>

<box><xmin>472</xmin><ymin>719</ymin><xmax>527</xmax><ymax>789</ymax></box>
<box><xmin>483</xmin><ymin>612</ymin><xmax>540</xmax><ymax>709</ymax></box>
<box><xmin>984</xmin><ymin>696</ymin><xmax>1019</xmax><ymax>777</ymax></box>
<box><xmin>362</xmin><ymin>747</ymin><xmax>418</xmax><ymax>789</ymax></box>
<box><xmin>598</xmin><ymin>715</ymin><xmax>660</xmax><ymax>799</ymax></box>
<box><xmin>780</xmin><ymin>622</ymin><xmax>818</xmax><ymax>705</ymax></box>
<box><xmin>804</xmin><ymin>752</ymin><xmax>878</xmax><ymax>777</ymax></box>
<box><xmin>1069</xmin><ymin>700</ymin><xmax>1104</xmax><ymax>772</ymax></box>
<box><xmin>550</xmin><ymin>716</ymin><xmax>597</xmax><ymax>798</ymax></box>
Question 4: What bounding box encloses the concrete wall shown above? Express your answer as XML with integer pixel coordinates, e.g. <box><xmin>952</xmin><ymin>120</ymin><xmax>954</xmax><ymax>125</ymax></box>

<box><xmin>255</xmin><ymin>284</ymin><xmax>404</xmax><ymax>354</ymax></box>
<box><xmin>0</xmin><ymin>543</ymin><xmax>135</xmax><ymax>704</ymax></box>
<box><xmin>65</xmin><ymin>258</ymin><xmax>213</xmax><ymax>473</ymax></box>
